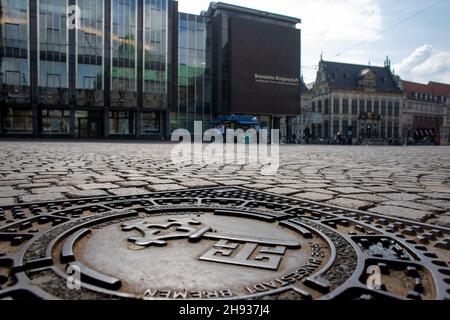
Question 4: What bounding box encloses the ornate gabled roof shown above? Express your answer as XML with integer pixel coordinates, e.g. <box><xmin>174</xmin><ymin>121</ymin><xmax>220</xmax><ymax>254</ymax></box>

<box><xmin>320</xmin><ymin>60</ymin><xmax>401</xmax><ymax>92</ymax></box>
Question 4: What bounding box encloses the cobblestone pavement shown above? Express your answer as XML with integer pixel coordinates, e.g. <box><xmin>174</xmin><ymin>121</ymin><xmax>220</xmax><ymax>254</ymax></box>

<box><xmin>0</xmin><ymin>140</ymin><xmax>449</xmax><ymax>227</ymax></box>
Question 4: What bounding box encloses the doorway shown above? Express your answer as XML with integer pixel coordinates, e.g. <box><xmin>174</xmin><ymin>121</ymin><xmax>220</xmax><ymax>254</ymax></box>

<box><xmin>75</xmin><ymin>111</ymin><xmax>103</xmax><ymax>139</ymax></box>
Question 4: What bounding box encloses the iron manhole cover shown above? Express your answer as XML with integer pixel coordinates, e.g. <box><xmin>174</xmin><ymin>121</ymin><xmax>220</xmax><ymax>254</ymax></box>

<box><xmin>0</xmin><ymin>187</ymin><xmax>449</xmax><ymax>300</ymax></box>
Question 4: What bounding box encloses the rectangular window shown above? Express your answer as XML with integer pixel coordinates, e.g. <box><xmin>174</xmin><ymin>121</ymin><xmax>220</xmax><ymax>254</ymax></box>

<box><xmin>381</xmin><ymin>101</ymin><xmax>387</xmax><ymax>116</ymax></box>
<box><xmin>388</xmin><ymin>101</ymin><xmax>393</xmax><ymax>116</ymax></box>
<box><xmin>141</xmin><ymin>112</ymin><xmax>161</xmax><ymax>134</ymax></box>
<box><xmin>109</xmin><ymin>111</ymin><xmax>135</xmax><ymax>135</ymax></box>
<box><xmin>312</xmin><ymin>101</ymin><xmax>316</xmax><ymax>113</ymax></box>
<box><xmin>318</xmin><ymin>101</ymin><xmax>322</xmax><ymax>114</ymax></box>
<box><xmin>374</xmin><ymin>101</ymin><xmax>380</xmax><ymax>115</ymax></box>
<box><xmin>351</xmin><ymin>99</ymin><xmax>357</xmax><ymax>114</ymax></box>
<box><xmin>324</xmin><ymin>99</ymin><xmax>330</xmax><ymax>114</ymax></box>
<box><xmin>333</xmin><ymin>98</ymin><xmax>340</xmax><ymax>114</ymax></box>
<box><xmin>359</xmin><ymin>100</ymin><xmax>365</xmax><ymax>114</ymax></box>
<box><xmin>1</xmin><ymin>108</ymin><xmax>32</xmax><ymax>133</ymax></box>
<box><xmin>333</xmin><ymin>119</ymin><xmax>340</xmax><ymax>136</ymax></box>
<box><xmin>367</xmin><ymin>100</ymin><xmax>372</xmax><ymax>113</ymax></box>
<box><xmin>394</xmin><ymin>102</ymin><xmax>400</xmax><ymax>117</ymax></box>
<box><xmin>342</xmin><ymin>99</ymin><xmax>349</xmax><ymax>114</ymax></box>
<box><xmin>41</xmin><ymin>109</ymin><xmax>70</xmax><ymax>134</ymax></box>
<box><xmin>5</xmin><ymin>71</ymin><xmax>21</xmax><ymax>85</ymax></box>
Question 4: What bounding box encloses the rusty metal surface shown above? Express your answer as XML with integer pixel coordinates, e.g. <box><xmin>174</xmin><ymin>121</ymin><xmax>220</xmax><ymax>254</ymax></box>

<box><xmin>0</xmin><ymin>186</ymin><xmax>449</xmax><ymax>300</ymax></box>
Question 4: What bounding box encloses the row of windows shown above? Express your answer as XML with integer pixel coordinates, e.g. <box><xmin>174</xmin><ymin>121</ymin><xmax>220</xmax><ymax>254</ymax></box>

<box><xmin>1</xmin><ymin>0</ymin><xmax>168</xmax><ymax>94</ymax></box>
<box><xmin>313</xmin><ymin>120</ymin><xmax>400</xmax><ymax>139</ymax></box>
<box><xmin>176</xmin><ymin>14</ymin><xmax>212</xmax><ymax>131</ymax></box>
<box><xmin>0</xmin><ymin>108</ymin><xmax>161</xmax><ymax>135</ymax></box>
<box><xmin>312</xmin><ymin>98</ymin><xmax>401</xmax><ymax>117</ymax></box>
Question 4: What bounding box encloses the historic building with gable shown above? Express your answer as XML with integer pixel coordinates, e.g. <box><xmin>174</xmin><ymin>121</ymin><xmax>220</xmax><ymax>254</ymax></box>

<box><xmin>311</xmin><ymin>58</ymin><xmax>404</xmax><ymax>145</ymax></box>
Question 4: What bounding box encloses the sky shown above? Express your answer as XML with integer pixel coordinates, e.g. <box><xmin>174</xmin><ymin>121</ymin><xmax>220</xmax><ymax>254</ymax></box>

<box><xmin>177</xmin><ymin>0</ymin><xmax>450</xmax><ymax>84</ymax></box>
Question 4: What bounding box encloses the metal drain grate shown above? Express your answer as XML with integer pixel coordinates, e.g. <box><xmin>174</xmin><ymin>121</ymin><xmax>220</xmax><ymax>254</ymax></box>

<box><xmin>0</xmin><ymin>186</ymin><xmax>449</xmax><ymax>300</ymax></box>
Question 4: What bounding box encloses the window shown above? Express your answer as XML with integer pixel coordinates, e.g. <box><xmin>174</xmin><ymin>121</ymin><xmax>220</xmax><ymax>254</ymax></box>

<box><xmin>359</xmin><ymin>100</ymin><xmax>365</xmax><ymax>114</ymax></box>
<box><xmin>141</xmin><ymin>112</ymin><xmax>161</xmax><ymax>134</ymax></box>
<box><xmin>341</xmin><ymin>100</ymin><xmax>347</xmax><ymax>114</ymax></box>
<box><xmin>318</xmin><ymin>100</ymin><xmax>322</xmax><ymax>114</ymax></box>
<box><xmin>312</xmin><ymin>101</ymin><xmax>316</xmax><ymax>113</ymax></box>
<box><xmin>1</xmin><ymin>108</ymin><xmax>32</xmax><ymax>133</ymax></box>
<box><xmin>41</xmin><ymin>109</ymin><xmax>70</xmax><ymax>134</ymax></box>
<box><xmin>47</xmin><ymin>74</ymin><xmax>61</xmax><ymax>88</ymax></box>
<box><xmin>5</xmin><ymin>23</ymin><xmax>20</xmax><ymax>47</ymax></box>
<box><xmin>109</xmin><ymin>111</ymin><xmax>135</xmax><ymax>135</ymax></box>
<box><xmin>393</xmin><ymin>121</ymin><xmax>399</xmax><ymax>139</ymax></box>
<box><xmin>381</xmin><ymin>101</ymin><xmax>387</xmax><ymax>116</ymax></box>
<box><xmin>394</xmin><ymin>102</ymin><xmax>400</xmax><ymax>117</ymax></box>
<box><xmin>333</xmin><ymin>98</ymin><xmax>340</xmax><ymax>114</ymax></box>
<box><xmin>374</xmin><ymin>101</ymin><xmax>380</xmax><ymax>115</ymax></box>
<box><xmin>388</xmin><ymin>101</ymin><xmax>393</xmax><ymax>116</ymax></box>
<box><xmin>367</xmin><ymin>100</ymin><xmax>372</xmax><ymax>113</ymax></box>
<box><xmin>351</xmin><ymin>99</ymin><xmax>357</xmax><ymax>114</ymax></box>
<box><xmin>5</xmin><ymin>71</ymin><xmax>21</xmax><ymax>85</ymax></box>
<box><xmin>333</xmin><ymin>119</ymin><xmax>340</xmax><ymax>136</ymax></box>
<box><xmin>324</xmin><ymin>99</ymin><xmax>330</xmax><ymax>114</ymax></box>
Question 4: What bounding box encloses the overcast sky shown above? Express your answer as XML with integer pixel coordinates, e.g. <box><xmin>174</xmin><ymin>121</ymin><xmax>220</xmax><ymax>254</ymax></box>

<box><xmin>178</xmin><ymin>0</ymin><xmax>450</xmax><ymax>84</ymax></box>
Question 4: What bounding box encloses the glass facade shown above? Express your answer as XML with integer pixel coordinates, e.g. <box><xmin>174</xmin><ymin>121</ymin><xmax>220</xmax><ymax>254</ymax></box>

<box><xmin>0</xmin><ymin>0</ymin><xmax>30</xmax><ymax>133</ymax></box>
<box><xmin>143</xmin><ymin>0</ymin><xmax>168</xmax><ymax>109</ymax></box>
<box><xmin>1</xmin><ymin>1</ymin><xmax>301</xmax><ymax>139</ymax></box>
<box><xmin>38</xmin><ymin>0</ymin><xmax>68</xmax><ymax>91</ymax></box>
<box><xmin>111</xmin><ymin>0</ymin><xmax>137</xmax><ymax>107</ymax></box>
<box><xmin>173</xmin><ymin>13</ymin><xmax>212</xmax><ymax>133</ymax></box>
<box><xmin>76</xmin><ymin>0</ymin><xmax>104</xmax><ymax>107</ymax></box>
<box><xmin>0</xmin><ymin>0</ymin><xmax>29</xmax><ymax>87</ymax></box>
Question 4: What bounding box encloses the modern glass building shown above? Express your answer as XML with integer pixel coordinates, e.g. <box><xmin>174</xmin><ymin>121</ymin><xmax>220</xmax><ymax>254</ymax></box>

<box><xmin>1</xmin><ymin>1</ymin><xmax>301</xmax><ymax>139</ymax></box>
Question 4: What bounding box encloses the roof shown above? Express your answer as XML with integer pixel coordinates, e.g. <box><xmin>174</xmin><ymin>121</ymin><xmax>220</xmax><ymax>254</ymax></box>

<box><xmin>300</xmin><ymin>80</ymin><xmax>310</xmax><ymax>94</ymax></box>
<box><xmin>320</xmin><ymin>60</ymin><xmax>401</xmax><ymax>93</ymax></box>
<box><xmin>202</xmin><ymin>2</ymin><xmax>301</xmax><ymax>25</ymax></box>
<box><xmin>402</xmin><ymin>80</ymin><xmax>450</xmax><ymax>100</ymax></box>
<box><xmin>429</xmin><ymin>81</ymin><xmax>450</xmax><ymax>97</ymax></box>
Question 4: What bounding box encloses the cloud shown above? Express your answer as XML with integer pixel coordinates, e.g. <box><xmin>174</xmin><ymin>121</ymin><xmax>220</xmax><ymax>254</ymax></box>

<box><xmin>394</xmin><ymin>45</ymin><xmax>450</xmax><ymax>83</ymax></box>
<box><xmin>177</xmin><ymin>0</ymin><xmax>383</xmax><ymax>83</ymax></box>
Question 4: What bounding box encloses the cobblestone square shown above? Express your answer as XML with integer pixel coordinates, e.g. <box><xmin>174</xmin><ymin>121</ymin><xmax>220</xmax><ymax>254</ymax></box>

<box><xmin>1</xmin><ymin>141</ymin><xmax>449</xmax><ymax>227</ymax></box>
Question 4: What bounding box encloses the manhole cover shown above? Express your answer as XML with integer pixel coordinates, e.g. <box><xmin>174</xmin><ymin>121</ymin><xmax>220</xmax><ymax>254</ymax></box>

<box><xmin>0</xmin><ymin>187</ymin><xmax>449</xmax><ymax>300</ymax></box>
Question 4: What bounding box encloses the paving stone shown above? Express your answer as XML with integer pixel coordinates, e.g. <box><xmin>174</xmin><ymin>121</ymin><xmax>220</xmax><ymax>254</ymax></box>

<box><xmin>19</xmin><ymin>193</ymin><xmax>67</xmax><ymax>203</ymax></box>
<box><xmin>67</xmin><ymin>190</ymin><xmax>109</xmax><ymax>198</ymax></box>
<box><xmin>216</xmin><ymin>180</ymin><xmax>250</xmax><ymax>186</ymax></box>
<box><xmin>116</xmin><ymin>181</ymin><xmax>149</xmax><ymax>187</ymax></box>
<box><xmin>328</xmin><ymin>187</ymin><xmax>371</xmax><ymax>194</ymax></box>
<box><xmin>342</xmin><ymin>193</ymin><xmax>387</xmax><ymax>203</ymax></box>
<box><xmin>30</xmin><ymin>186</ymin><xmax>77</xmax><ymax>194</ymax></box>
<box><xmin>427</xmin><ymin>214</ymin><xmax>450</xmax><ymax>227</ymax></box>
<box><xmin>419</xmin><ymin>193</ymin><xmax>450</xmax><ymax>200</ymax></box>
<box><xmin>17</xmin><ymin>183</ymin><xmax>52</xmax><ymax>190</ymax></box>
<box><xmin>76</xmin><ymin>183</ymin><xmax>120</xmax><ymax>190</ymax></box>
<box><xmin>378</xmin><ymin>193</ymin><xmax>423</xmax><ymax>201</ymax></box>
<box><xmin>109</xmin><ymin>188</ymin><xmax>150</xmax><ymax>196</ymax></box>
<box><xmin>293</xmin><ymin>192</ymin><xmax>335</xmax><ymax>201</ymax></box>
<box><xmin>368</xmin><ymin>206</ymin><xmax>430</xmax><ymax>221</ymax></box>
<box><xmin>381</xmin><ymin>201</ymin><xmax>443</xmax><ymax>212</ymax></box>
<box><xmin>360</xmin><ymin>186</ymin><xmax>399</xmax><ymax>193</ymax></box>
<box><xmin>95</xmin><ymin>176</ymin><xmax>125</xmax><ymax>183</ymax></box>
<box><xmin>147</xmin><ymin>184</ymin><xmax>188</xmax><ymax>192</ymax></box>
<box><xmin>0</xmin><ymin>180</ymin><xmax>29</xmax><ymax>186</ymax></box>
<box><xmin>0</xmin><ymin>197</ymin><xmax>16</xmax><ymax>207</ymax></box>
<box><xmin>0</xmin><ymin>189</ymin><xmax>28</xmax><ymax>198</ymax></box>
<box><xmin>326</xmin><ymin>197</ymin><xmax>373</xmax><ymax>210</ymax></box>
<box><xmin>418</xmin><ymin>200</ymin><xmax>450</xmax><ymax>210</ymax></box>
<box><xmin>263</xmin><ymin>187</ymin><xmax>301</xmax><ymax>195</ymax></box>
<box><xmin>179</xmin><ymin>180</ymin><xmax>218</xmax><ymax>188</ymax></box>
